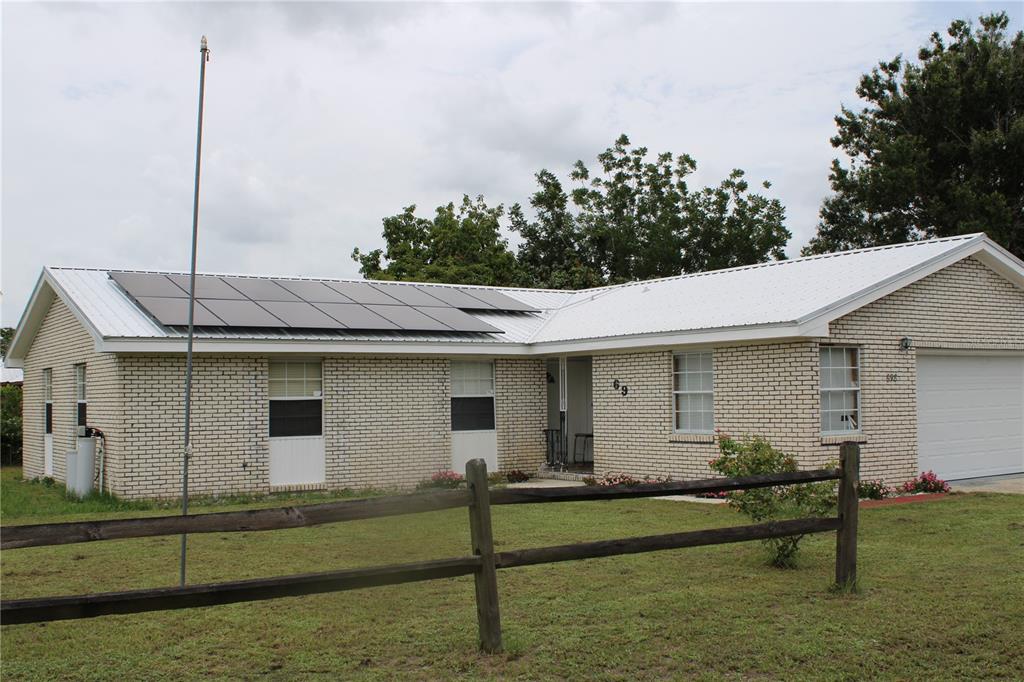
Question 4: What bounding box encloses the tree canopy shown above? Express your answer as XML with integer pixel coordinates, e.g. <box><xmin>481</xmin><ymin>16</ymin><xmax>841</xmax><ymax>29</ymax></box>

<box><xmin>355</xmin><ymin>135</ymin><xmax>790</xmax><ymax>288</ymax></box>
<box><xmin>804</xmin><ymin>12</ymin><xmax>1024</xmax><ymax>258</ymax></box>
<box><xmin>352</xmin><ymin>195</ymin><xmax>521</xmax><ymax>286</ymax></box>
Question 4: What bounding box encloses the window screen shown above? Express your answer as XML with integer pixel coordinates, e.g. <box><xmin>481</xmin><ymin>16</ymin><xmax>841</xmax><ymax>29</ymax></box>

<box><xmin>451</xmin><ymin>361</ymin><xmax>495</xmax><ymax>432</ymax></box>
<box><xmin>820</xmin><ymin>346</ymin><xmax>860</xmax><ymax>434</ymax></box>
<box><xmin>269</xmin><ymin>361</ymin><xmax>323</xmax><ymax>437</ymax></box>
<box><xmin>269</xmin><ymin>399</ymin><xmax>322</xmax><ymax>438</ymax></box>
<box><xmin>673</xmin><ymin>352</ymin><xmax>714</xmax><ymax>433</ymax></box>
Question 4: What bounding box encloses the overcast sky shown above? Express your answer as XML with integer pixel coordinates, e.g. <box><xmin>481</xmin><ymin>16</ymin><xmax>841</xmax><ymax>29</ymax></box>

<box><xmin>2</xmin><ymin>2</ymin><xmax>1018</xmax><ymax>325</ymax></box>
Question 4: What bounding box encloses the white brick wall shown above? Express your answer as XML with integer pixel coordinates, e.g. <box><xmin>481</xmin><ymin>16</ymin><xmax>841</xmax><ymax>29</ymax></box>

<box><xmin>494</xmin><ymin>358</ymin><xmax>547</xmax><ymax>472</ymax></box>
<box><xmin>21</xmin><ymin>297</ymin><xmax>121</xmax><ymax>484</ymax></box>
<box><xmin>593</xmin><ymin>256</ymin><xmax>1024</xmax><ymax>484</ymax></box>
<box><xmin>20</xmin><ymin>255</ymin><xmax>1023</xmax><ymax>496</ymax></box>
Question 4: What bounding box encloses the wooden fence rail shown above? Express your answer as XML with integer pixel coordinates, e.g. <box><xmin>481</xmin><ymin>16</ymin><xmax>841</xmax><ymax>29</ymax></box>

<box><xmin>1</xmin><ymin>444</ymin><xmax>861</xmax><ymax>653</ymax></box>
<box><xmin>0</xmin><ymin>469</ymin><xmax>841</xmax><ymax>550</ymax></box>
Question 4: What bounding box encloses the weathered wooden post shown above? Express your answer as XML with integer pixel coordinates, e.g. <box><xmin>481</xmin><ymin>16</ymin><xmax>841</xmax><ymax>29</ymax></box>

<box><xmin>835</xmin><ymin>442</ymin><xmax>860</xmax><ymax>590</ymax></box>
<box><xmin>466</xmin><ymin>458</ymin><xmax>503</xmax><ymax>653</ymax></box>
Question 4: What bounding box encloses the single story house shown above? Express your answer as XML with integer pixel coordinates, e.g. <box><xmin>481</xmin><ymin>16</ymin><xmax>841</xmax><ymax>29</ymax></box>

<box><xmin>6</xmin><ymin>233</ymin><xmax>1023</xmax><ymax>499</ymax></box>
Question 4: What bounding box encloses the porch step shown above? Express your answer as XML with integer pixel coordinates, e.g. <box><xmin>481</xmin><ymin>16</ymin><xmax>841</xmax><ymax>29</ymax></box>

<box><xmin>536</xmin><ymin>467</ymin><xmax>594</xmax><ymax>483</ymax></box>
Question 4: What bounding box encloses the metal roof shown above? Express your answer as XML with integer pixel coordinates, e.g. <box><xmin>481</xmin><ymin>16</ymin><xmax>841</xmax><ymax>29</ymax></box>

<box><xmin>7</xmin><ymin>233</ymin><xmax>1023</xmax><ymax>362</ymax></box>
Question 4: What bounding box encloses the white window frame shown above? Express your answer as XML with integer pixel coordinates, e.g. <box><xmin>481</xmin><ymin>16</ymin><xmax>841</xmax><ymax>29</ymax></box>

<box><xmin>74</xmin><ymin>363</ymin><xmax>87</xmax><ymax>431</ymax></box>
<box><xmin>43</xmin><ymin>368</ymin><xmax>53</xmax><ymax>435</ymax></box>
<box><xmin>672</xmin><ymin>351</ymin><xmax>714</xmax><ymax>434</ymax></box>
<box><xmin>268</xmin><ymin>361</ymin><xmax>323</xmax><ymax>439</ymax></box>
<box><xmin>820</xmin><ymin>346</ymin><xmax>861</xmax><ymax>435</ymax></box>
<box><xmin>451</xmin><ymin>360</ymin><xmax>496</xmax><ymax>432</ymax></box>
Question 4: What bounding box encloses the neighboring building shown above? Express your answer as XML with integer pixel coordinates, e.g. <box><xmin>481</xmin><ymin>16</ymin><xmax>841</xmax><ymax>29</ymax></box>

<box><xmin>5</xmin><ymin>233</ymin><xmax>1023</xmax><ymax>499</ymax></box>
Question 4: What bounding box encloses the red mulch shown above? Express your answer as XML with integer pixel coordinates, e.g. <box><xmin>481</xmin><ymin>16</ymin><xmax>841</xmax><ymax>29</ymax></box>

<box><xmin>860</xmin><ymin>492</ymin><xmax>949</xmax><ymax>508</ymax></box>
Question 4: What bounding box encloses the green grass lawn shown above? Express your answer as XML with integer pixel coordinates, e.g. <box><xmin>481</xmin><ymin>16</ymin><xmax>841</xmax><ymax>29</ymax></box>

<box><xmin>1</xmin><ymin>467</ymin><xmax>1022</xmax><ymax>681</ymax></box>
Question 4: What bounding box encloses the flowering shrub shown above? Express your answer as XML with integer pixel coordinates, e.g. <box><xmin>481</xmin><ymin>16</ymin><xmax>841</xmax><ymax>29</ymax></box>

<box><xmin>709</xmin><ymin>435</ymin><xmax>837</xmax><ymax>568</ymax></box>
<box><xmin>505</xmin><ymin>469</ymin><xmax>531</xmax><ymax>484</ymax></box>
<box><xmin>415</xmin><ymin>470</ymin><xmax>465</xmax><ymax>490</ymax></box>
<box><xmin>900</xmin><ymin>471</ymin><xmax>950</xmax><ymax>494</ymax></box>
<box><xmin>857</xmin><ymin>480</ymin><xmax>894</xmax><ymax>500</ymax></box>
<box><xmin>587</xmin><ymin>472</ymin><xmax>670</xmax><ymax>487</ymax></box>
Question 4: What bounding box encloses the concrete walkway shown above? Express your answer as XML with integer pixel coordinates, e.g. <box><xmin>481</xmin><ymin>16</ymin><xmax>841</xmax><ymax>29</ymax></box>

<box><xmin>948</xmin><ymin>473</ymin><xmax>1024</xmax><ymax>494</ymax></box>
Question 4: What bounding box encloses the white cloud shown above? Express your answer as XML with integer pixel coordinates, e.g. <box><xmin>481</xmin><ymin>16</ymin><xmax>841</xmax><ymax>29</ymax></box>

<box><xmin>2</xmin><ymin>1</ymin><xmax>1017</xmax><ymax>324</ymax></box>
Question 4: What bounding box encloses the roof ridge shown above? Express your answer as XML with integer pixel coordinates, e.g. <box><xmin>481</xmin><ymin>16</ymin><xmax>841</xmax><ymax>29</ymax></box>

<box><xmin>571</xmin><ymin>233</ymin><xmax>985</xmax><ymax>296</ymax></box>
<box><xmin>55</xmin><ymin>266</ymin><xmax>574</xmax><ymax>295</ymax></box>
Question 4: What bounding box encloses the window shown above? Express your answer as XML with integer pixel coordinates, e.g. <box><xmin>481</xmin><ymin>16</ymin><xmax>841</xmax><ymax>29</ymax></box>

<box><xmin>74</xmin><ymin>364</ymin><xmax>87</xmax><ymax>427</ymax></box>
<box><xmin>269</xmin><ymin>361</ymin><xmax>322</xmax><ymax>438</ymax></box>
<box><xmin>43</xmin><ymin>368</ymin><xmax>53</xmax><ymax>435</ymax></box>
<box><xmin>451</xmin><ymin>361</ymin><xmax>495</xmax><ymax>431</ymax></box>
<box><xmin>673</xmin><ymin>352</ymin><xmax>713</xmax><ymax>433</ymax></box>
<box><xmin>820</xmin><ymin>346</ymin><xmax>860</xmax><ymax>434</ymax></box>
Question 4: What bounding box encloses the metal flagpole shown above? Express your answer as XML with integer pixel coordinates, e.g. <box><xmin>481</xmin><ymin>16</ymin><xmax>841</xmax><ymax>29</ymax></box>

<box><xmin>180</xmin><ymin>35</ymin><xmax>210</xmax><ymax>587</ymax></box>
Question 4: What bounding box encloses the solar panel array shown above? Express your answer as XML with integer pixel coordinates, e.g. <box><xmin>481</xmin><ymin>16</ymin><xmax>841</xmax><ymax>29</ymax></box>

<box><xmin>108</xmin><ymin>271</ymin><xmax>539</xmax><ymax>333</ymax></box>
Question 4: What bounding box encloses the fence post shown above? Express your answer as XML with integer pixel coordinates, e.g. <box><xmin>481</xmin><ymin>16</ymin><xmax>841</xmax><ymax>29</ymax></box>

<box><xmin>835</xmin><ymin>442</ymin><xmax>860</xmax><ymax>590</ymax></box>
<box><xmin>466</xmin><ymin>458</ymin><xmax>503</xmax><ymax>653</ymax></box>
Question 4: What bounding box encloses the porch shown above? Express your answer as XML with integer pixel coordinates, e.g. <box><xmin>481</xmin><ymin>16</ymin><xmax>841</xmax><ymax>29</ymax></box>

<box><xmin>541</xmin><ymin>356</ymin><xmax>594</xmax><ymax>476</ymax></box>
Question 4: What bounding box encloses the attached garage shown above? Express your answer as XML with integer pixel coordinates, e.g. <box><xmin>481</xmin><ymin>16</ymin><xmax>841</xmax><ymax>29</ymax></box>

<box><xmin>917</xmin><ymin>354</ymin><xmax>1024</xmax><ymax>480</ymax></box>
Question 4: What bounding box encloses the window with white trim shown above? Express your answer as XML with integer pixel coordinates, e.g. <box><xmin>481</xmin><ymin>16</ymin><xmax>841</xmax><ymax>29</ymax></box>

<box><xmin>673</xmin><ymin>351</ymin><xmax>713</xmax><ymax>433</ymax></box>
<box><xmin>451</xmin><ymin>361</ymin><xmax>495</xmax><ymax>431</ymax></box>
<box><xmin>820</xmin><ymin>346</ymin><xmax>860</xmax><ymax>434</ymax></box>
<box><xmin>269</xmin><ymin>361</ymin><xmax>322</xmax><ymax>438</ymax></box>
<box><xmin>74</xmin><ymin>364</ymin><xmax>87</xmax><ymax>427</ymax></box>
<box><xmin>43</xmin><ymin>368</ymin><xmax>53</xmax><ymax>435</ymax></box>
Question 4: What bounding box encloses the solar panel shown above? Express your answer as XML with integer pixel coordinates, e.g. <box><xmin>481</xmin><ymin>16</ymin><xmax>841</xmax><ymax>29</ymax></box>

<box><xmin>276</xmin><ymin>280</ymin><xmax>354</xmax><ymax>303</ymax></box>
<box><xmin>167</xmin><ymin>275</ymin><xmax>247</xmax><ymax>300</ymax></box>
<box><xmin>414</xmin><ymin>307</ymin><xmax>503</xmax><ymax>333</ymax></box>
<box><xmin>324</xmin><ymin>281</ymin><xmax>402</xmax><ymax>305</ymax></box>
<box><xmin>366</xmin><ymin>304</ymin><xmax>453</xmax><ymax>331</ymax></box>
<box><xmin>368</xmin><ymin>283</ymin><xmax>449</xmax><ymax>307</ymax></box>
<box><xmin>200</xmin><ymin>299</ymin><xmax>286</xmax><ymax>326</ymax></box>
<box><xmin>226</xmin><ymin>278</ymin><xmax>301</xmax><ymax>302</ymax></box>
<box><xmin>417</xmin><ymin>286</ymin><xmax>495</xmax><ymax>309</ymax></box>
<box><xmin>110</xmin><ymin>272</ymin><xmax>188</xmax><ymax>298</ymax></box>
<box><xmin>135</xmin><ymin>297</ymin><xmax>223</xmax><ymax>326</ymax></box>
<box><xmin>456</xmin><ymin>287</ymin><xmax>539</xmax><ymax>312</ymax></box>
<box><xmin>258</xmin><ymin>301</ymin><xmax>344</xmax><ymax>329</ymax></box>
<box><xmin>314</xmin><ymin>303</ymin><xmax>401</xmax><ymax>330</ymax></box>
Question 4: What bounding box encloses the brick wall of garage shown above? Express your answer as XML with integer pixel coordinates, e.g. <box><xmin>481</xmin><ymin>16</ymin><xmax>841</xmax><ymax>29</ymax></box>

<box><xmin>592</xmin><ymin>256</ymin><xmax>1024</xmax><ymax>485</ymax></box>
<box><xmin>824</xmin><ymin>255</ymin><xmax>1024</xmax><ymax>483</ymax></box>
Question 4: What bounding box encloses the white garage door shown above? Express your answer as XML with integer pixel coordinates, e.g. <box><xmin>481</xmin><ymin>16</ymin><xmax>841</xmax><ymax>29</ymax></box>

<box><xmin>917</xmin><ymin>354</ymin><xmax>1024</xmax><ymax>480</ymax></box>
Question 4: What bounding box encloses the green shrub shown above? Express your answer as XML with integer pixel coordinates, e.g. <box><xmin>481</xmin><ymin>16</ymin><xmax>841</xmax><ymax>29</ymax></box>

<box><xmin>709</xmin><ymin>435</ymin><xmax>837</xmax><ymax>568</ymax></box>
<box><xmin>415</xmin><ymin>471</ymin><xmax>465</xmax><ymax>490</ymax></box>
<box><xmin>858</xmin><ymin>479</ymin><xmax>893</xmax><ymax>500</ymax></box>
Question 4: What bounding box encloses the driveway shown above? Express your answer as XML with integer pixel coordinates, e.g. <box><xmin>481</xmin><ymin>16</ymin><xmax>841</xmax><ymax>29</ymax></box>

<box><xmin>948</xmin><ymin>473</ymin><xmax>1024</xmax><ymax>494</ymax></box>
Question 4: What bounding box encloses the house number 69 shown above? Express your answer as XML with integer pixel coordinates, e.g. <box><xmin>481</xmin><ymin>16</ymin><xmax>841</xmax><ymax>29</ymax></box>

<box><xmin>612</xmin><ymin>379</ymin><xmax>629</xmax><ymax>396</ymax></box>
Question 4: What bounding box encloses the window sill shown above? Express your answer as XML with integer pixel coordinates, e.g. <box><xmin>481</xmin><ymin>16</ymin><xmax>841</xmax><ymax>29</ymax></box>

<box><xmin>820</xmin><ymin>434</ymin><xmax>867</xmax><ymax>445</ymax></box>
<box><xmin>668</xmin><ymin>432</ymin><xmax>716</xmax><ymax>444</ymax></box>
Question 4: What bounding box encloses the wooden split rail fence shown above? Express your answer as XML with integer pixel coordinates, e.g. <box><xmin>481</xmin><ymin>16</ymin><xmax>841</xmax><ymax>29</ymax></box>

<box><xmin>1</xmin><ymin>443</ymin><xmax>861</xmax><ymax>652</ymax></box>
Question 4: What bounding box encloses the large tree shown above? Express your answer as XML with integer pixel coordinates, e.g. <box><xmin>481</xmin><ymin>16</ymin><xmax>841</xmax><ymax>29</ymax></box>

<box><xmin>352</xmin><ymin>195</ymin><xmax>521</xmax><ymax>286</ymax></box>
<box><xmin>509</xmin><ymin>170</ymin><xmax>604</xmax><ymax>290</ymax></box>
<box><xmin>804</xmin><ymin>13</ymin><xmax>1024</xmax><ymax>258</ymax></box>
<box><xmin>561</xmin><ymin>135</ymin><xmax>789</xmax><ymax>284</ymax></box>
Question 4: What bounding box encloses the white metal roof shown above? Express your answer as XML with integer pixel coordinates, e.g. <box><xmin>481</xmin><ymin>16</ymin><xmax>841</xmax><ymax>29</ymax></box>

<box><xmin>7</xmin><ymin>233</ymin><xmax>1023</xmax><ymax>363</ymax></box>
